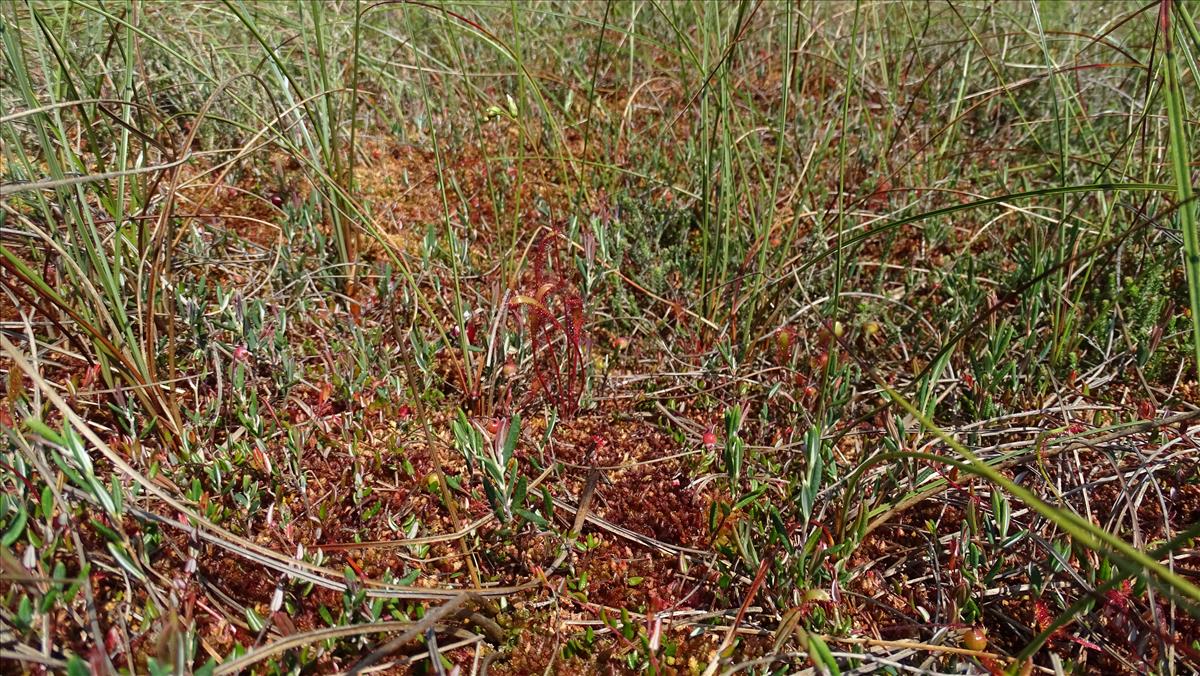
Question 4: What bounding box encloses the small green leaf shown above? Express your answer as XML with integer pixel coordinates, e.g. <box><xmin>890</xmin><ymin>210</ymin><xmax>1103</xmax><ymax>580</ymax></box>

<box><xmin>503</xmin><ymin>414</ymin><xmax>521</xmax><ymax>465</ymax></box>
<box><xmin>2</xmin><ymin>506</ymin><xmax>28</xmax><ymax>547</ymax></box>
<box><xmin>245</xmin><ymin>607</ymin><xmax>265</xmax><ymax>632</ymax></box>
<box><xmin>807</xmin><ymin>633</ymin><xmax>840</xmax><ymax>675</ymax></box>
<box><xmin>23</xmin><ymin>417</ymin><xmax>62</xmax><ymax>444</ymax></box>
<box><xmin>514</xmin><ymin>508</ymin><xmax>548</xmax><ymax>529</ymax></box>
<box><xmin>318</xmin><ymin>605</ymin><xmax>335</xmax><ymax>625</ymax></box>
<box><xmin>106</xmin><ymin>542</ymin><xmax>147</xmax><ymax>582</ymax></box>
<box><xmin>39</xmin><ymin>587</ymin><xmax>59</xmax><ymax>614</ymax></box>
<box><xmin>16</xmin><ymin>594</ymin><xmax>33</xmax><ymax>628</ymax></box>
<box><xmin>89</xmin><ymin>518</ymin><xmax>121</xmax><ymax>543</ymax></box>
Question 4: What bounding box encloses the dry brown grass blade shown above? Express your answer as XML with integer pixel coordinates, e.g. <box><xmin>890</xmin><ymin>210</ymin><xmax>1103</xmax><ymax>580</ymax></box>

<box><xmin>344</xmin><ymin>593</ymin><xmax>475</xmax><ymax>675</ymax></box>
<box><xmin>0</xmin><ymin>154</ymin><xmax>192</xmax><ymax>196</ymax></box>
<box><xmin>211</xmin><ymin>620</ymin><xmax>413</xmax><ymax>675</ymax></box>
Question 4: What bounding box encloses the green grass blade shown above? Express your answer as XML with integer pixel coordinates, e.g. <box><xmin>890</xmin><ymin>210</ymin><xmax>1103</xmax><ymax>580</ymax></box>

<box><xmin>1162</xmin><ymin>2</ymin><xmax>1200</xmax><ymax>383</ymax></box>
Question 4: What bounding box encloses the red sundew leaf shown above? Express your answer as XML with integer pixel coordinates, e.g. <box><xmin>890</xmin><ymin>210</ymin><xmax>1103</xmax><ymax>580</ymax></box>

<box><xmin>533</xmin><ymin>281</ymin><xmax>558</xmax><ymax>303</ymax></box>
<box><xmin>514</xmin><ymin>232</ymin><xmax>588</xmax><ymax>417</ymax></box>
<box><xmin>1069</xmin><ymin>635</ymin><xmax>1102</xmax><ymax>652</ymax></box>
<box><xmin>81</xmin><ymin>363</ymin><xmax>101</xmax><ymax>388</ymax></box>
<box><xmin>533</xmin><ymin>237</ymin><xmax>551</xmax><ymax>286</ymax></box>
<box><xmin>1033</xmin><ymin>598</ymin><xmax>1060</xmax><ymax>638</ymax></box>
<box><xmin>565</xmin><ymin>296</ymin><xmax>583</xmax><ymax>343</ymax></box>
<box><xmin>1105</xmin><ymin>579</ymin><xmax>1134</xmax><ymax>614</ymax></box>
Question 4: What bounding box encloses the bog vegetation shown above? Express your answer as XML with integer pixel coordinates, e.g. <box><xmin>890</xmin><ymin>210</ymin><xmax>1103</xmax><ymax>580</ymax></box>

<box><xmin>2</xmin><ymin>1</ymin><xmax>1200</xmax><ymax>674</ymax></box>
